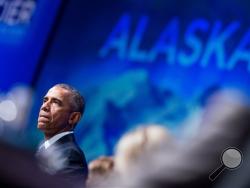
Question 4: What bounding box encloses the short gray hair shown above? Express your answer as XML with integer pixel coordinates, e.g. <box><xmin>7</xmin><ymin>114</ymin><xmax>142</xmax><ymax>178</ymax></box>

<box><xmin>54</xmin><ymin>83</ymin><xmax>85</xmax><ymax>115</ymax></box>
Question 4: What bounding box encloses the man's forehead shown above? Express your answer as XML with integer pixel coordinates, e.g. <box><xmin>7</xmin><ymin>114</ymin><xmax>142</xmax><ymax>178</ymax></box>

<box><xmin>45</xmin><ymin>86</ymin><xmax>71</xmax><ymax>98</ymax></box>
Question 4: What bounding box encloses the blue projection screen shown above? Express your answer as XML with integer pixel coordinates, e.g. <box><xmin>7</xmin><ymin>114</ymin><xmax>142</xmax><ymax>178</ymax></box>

<box><xmin>0</xmin><ymin>0</ymin><xmax>63</xmax><ymax>91</ymax></box>
<box><xmin>33</xmin><ymin>0</ymin><xmax>250</xmax><ymax>160</ymax></box>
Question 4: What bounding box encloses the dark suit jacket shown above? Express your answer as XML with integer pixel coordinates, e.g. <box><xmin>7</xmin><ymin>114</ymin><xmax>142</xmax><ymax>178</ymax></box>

<box><xmin>36</xmin><ymin>133</ymin><xmax>88</xmax><ymax>184</ymax></box>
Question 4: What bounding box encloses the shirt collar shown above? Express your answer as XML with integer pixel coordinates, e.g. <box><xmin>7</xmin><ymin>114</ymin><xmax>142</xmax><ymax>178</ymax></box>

<box><xmin>42</xmin><ymin>131</ymin><xmax>74</xmax><ymax>150</ymax></box>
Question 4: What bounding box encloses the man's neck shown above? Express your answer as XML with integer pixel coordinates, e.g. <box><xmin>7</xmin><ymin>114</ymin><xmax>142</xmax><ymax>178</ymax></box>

<box><xmin>44</xmin><ymin>128</ymin><xmax>73</xmax><ymax>140</ymax></box>
<box><xmin>43</xmin><ymin>131</ymin><xmax>74</xmax><ymax>149</ymax></box>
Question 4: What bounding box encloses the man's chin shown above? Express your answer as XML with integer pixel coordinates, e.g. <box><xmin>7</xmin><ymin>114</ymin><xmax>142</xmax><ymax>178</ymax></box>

<box><xmin>37</xmin><ymin>122</ymin><xmax>49</xmax><ymax>130</ymax></box>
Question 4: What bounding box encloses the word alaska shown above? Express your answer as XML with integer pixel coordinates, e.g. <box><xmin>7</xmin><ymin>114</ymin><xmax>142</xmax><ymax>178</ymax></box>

<box><xmin>100</xmin><ymin>13</ymin><xmax>250</xmax><ymax>71</ymax></box>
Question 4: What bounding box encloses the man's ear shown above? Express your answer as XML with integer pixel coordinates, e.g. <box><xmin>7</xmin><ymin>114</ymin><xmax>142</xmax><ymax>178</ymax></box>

<box><xmin>68</xmin><ymin>112</ymin><xmax>81</xmax><ymax>128</ymax></box>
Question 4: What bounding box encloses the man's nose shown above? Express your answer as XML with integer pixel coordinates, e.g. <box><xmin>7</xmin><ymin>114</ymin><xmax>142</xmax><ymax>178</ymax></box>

<box><xmin>41</xmin><ymin>101</ymin><xmax>50</xmax><ymax>112</ymax></box>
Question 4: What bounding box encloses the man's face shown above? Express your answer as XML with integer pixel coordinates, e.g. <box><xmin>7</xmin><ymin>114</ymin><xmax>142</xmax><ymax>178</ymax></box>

<box><xmin>37</xmin><ymin>86</ymin><xmax>73</xmax><ymax>136</ymax></box>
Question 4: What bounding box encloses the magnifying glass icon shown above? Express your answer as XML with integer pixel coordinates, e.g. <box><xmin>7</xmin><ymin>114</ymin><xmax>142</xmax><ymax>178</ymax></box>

<box><xmin>209</xmin><ymin>147</ymin><xmax>243</xmax><ymax>181</ymax></box>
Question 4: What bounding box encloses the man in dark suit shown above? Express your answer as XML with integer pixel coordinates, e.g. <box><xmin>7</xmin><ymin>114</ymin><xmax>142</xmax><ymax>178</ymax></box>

<box><xmin>36</xmin><ymin>84</ymin><xmax>88</xmax><ymax>184</ymax></box>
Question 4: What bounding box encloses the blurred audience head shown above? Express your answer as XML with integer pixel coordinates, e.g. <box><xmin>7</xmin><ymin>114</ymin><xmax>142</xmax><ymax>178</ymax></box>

<box><xmin>87</xmin><ymin>156</ymin><xmax>114</xmax><ymax>187</ymax></box>
<box><xmin>118</xmin><ymin>89</ymin><xmax>250</xmax><ymax>188</ymax></box>
<box><xmin>114</xmin><ymin>124</ymin><xmax>173</xmax><ymax>176</ymax></box>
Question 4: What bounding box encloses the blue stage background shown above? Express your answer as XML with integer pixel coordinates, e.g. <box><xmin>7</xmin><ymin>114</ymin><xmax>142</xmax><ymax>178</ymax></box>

<box><xmin>0</xmin><ymin>0</ymin><xmax>63</xmax><ymax>92</ymax></box>
<box><xmin>24</xmin><ymin>0</ymin><xmax>250</xmax><ymax>161</ymax></box>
